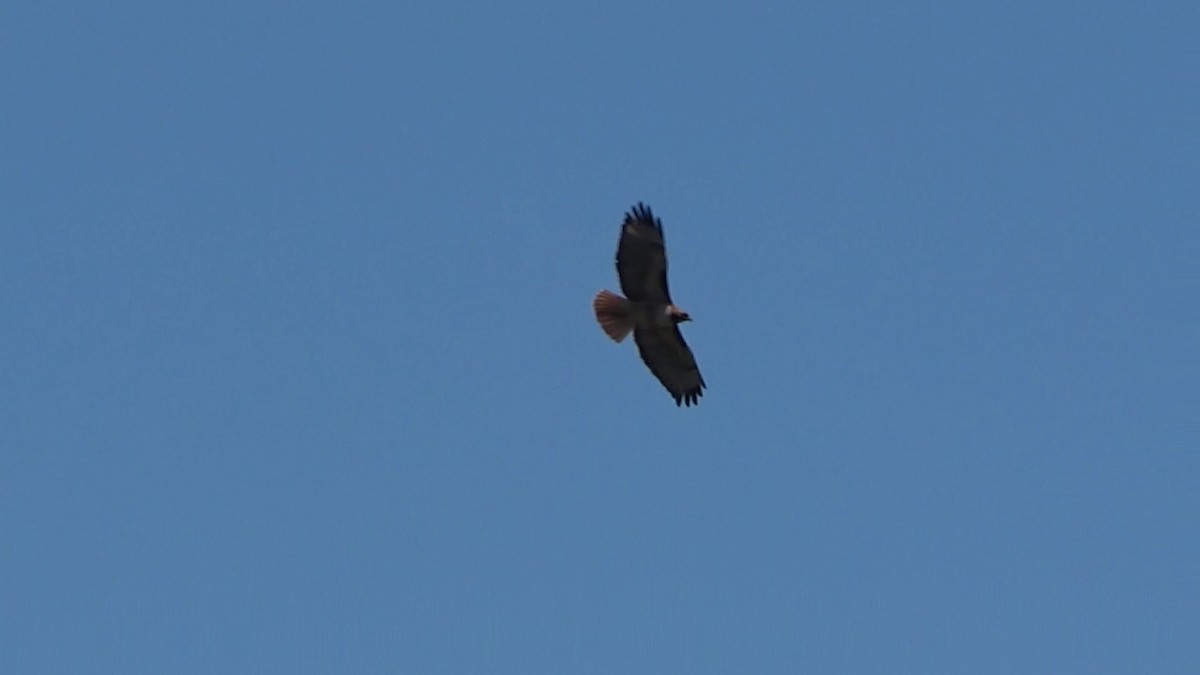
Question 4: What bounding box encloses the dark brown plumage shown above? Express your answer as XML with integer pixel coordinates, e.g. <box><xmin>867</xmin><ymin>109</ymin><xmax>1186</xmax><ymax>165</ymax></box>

<box><xmin>593</xmin><ymin>203</ymin><xmax>706</xmax><ymax>406</ymax></box>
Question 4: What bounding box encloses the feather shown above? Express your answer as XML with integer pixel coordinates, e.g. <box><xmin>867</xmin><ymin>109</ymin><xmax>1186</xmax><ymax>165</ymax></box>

<box><xmin>593</xmin><ymin>290</ymin><xmax>633</xmax><ymax>342</ymax></box>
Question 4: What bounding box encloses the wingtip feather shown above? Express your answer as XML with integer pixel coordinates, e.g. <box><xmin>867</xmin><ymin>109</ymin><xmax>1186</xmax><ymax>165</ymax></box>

<box><xmin>625</xmin><ymin>202</ymin><xmax>660</xmax><ymax>229</ymax></box>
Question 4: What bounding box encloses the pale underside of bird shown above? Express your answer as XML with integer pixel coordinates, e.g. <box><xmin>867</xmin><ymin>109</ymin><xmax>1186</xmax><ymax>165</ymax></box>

<box><xmin>593</xmin><ymin>203</ymin><xmax>706</xmax><ymax>407</ymax></box>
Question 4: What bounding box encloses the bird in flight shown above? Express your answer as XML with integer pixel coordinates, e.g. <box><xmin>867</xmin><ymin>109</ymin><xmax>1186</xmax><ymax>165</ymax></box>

<box><xmin>593</xmin><ymin>203</ymin><xmax>706</xmax><ymax>406</ymax></box>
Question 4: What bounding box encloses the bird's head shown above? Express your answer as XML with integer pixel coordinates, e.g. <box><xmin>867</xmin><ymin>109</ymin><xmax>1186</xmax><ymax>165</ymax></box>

<box><xmin>667</xmin><ymin>306</ymin><xmax>692</xmax><ymax>323</ymax></box>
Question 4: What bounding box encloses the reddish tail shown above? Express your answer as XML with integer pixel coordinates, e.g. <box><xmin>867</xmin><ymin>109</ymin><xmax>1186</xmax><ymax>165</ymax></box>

<box><xmin>593</xmin><ymin>290</ymin><xmax>633</xmax><ymax>342</ymax></box>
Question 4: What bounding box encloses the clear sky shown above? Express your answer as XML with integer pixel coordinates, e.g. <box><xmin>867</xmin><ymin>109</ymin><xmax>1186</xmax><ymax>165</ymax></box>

<box><xmin>2</xmin><ymin>2</ymin><xmax>1195</xmax><ymax>673</ymax></box>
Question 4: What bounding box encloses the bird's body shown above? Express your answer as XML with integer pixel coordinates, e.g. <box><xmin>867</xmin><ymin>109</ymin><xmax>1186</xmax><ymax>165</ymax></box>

<box><xmin>593</xmin><ymin>203</ymin><xmax>706</xmax><ymax>407</ymax></box>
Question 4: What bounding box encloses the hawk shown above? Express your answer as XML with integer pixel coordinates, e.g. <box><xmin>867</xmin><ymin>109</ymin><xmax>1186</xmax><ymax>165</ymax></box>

<box><xmin>592</xmin><ymin>203</ymin><xmax>706</xmax><ymax>406</ymax></box>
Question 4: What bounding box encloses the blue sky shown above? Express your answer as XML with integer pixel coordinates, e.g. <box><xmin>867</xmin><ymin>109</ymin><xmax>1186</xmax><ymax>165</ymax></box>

<box><xmin>2</xmin><ymin>2</ymin><xmax>1195</xmax><ymax>672</ymax></box>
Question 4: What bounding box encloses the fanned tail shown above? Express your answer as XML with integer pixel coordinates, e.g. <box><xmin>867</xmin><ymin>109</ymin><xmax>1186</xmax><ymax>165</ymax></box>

<box><xmin>593</xmin><ymin>290</ymin><xmax>633</xmax><ymax>342</ymax></box>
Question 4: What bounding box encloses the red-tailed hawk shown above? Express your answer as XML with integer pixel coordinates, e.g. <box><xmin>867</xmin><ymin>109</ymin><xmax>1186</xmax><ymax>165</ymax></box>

<box><xmin>593</xmin><ymin>203</ymin><xmax>706</xmax><ymax>406</ymax></box>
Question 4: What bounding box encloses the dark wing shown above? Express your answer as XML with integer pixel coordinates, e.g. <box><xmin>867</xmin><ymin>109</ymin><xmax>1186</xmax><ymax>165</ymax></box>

<box><xmin>633</xmin><ymin>325</ymin><xmax>706</xmax><ymax>407</ymax></box>
<box><xmin>616</xmin><ymin>202</ymin><xmax>671</xmax><ymax>304</ymax></box>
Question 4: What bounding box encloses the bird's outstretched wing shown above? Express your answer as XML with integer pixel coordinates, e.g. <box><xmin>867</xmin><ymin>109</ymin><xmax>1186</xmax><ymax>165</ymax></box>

<box><xmin>633</xmin><ymin>325</ymin><xmax>706</xmax><ymax>406</ymax></box>
<box><xmin>616</xmin><ymin>203</ymin><xmax>671</xmax><ymax>304</ymax></box>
